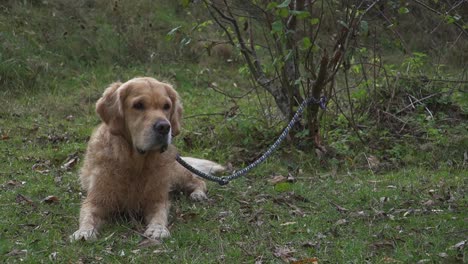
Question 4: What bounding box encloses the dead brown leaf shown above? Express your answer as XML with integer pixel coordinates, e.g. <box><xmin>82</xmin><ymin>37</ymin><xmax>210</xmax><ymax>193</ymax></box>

<box><xmin>16</xmin><ymin>194</ymin><xmax>34</xmax><ymax>206</ymax></box>
<box><xmin>366</xmin><ymin>155</ymin><xmax>380</xmax><ymax>169</ymax></box>
<box><xmin>42</xmin><ymin>195</ymin><xmax>60</xmax><ymax>204</ymax></box>
<box><xmin>5</xmin><ymin>180</ymin><xmax>23</xmax><ymax>187</ymax></box>
<box><xmin>335</xmin><ymin>219</ymin><xmax>348</xmax><ymax>226</ymax></box>
<box><xmin>61</xmin><ymin>153</ymin><xmax>79</xmax><ymax>170</ymax></box>
<box><xmin>330</xmin><ymin>202</ymin><xmax>349</xmax><ymax>213</ymax></box>
<box><xmin>268</xmin><ymin>175</ymin><xmax>287</xmax><ymax>184</ymax></box>
<box><xmin>273</xmin><ymin>246</ymin><xmax>296</xmax><ymax>262</ymax></box>
<box><xmin>422</xmin><ymin>199</ymin><xmax>435</xmax><ymax>207</ymax></box>
<box><xmin>1</xmin><ymin>134</ymin><xmax>9</xmax><ymax>140</ymax></box>
<box><xmin>302</xmin><ymin>241</ymin><xmax>319</xmax><ymax>249</ymax></box>
<box><xmin>381</xmin><ymin>256</ymin><xmax>400</xmax><ymax>263</ymax></box>
<box><xmin>450</xmin><ymin>240</ymin><xmax>466</xmax><ymax>250</ymax></box>
<box><xmin>65</xmin><ymin>115</ymin><xmax>75</xmax><ymax>121</ymax></box>
<box><xmin>291</xmin><ymin>257</ymin><xmax>319</xmax><ymax>264</ymax></box>
<box><xmin>6</xmin><ymin>249</ymin><xmax>27</xmax><ymax>256</ymax></box>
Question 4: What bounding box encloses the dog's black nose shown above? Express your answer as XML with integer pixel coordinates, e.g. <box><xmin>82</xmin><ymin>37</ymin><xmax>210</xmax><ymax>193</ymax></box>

<box><xmin>153</xmin><ymin>120</ymin><xmax>170</xmax><ymax>135</ymax></box>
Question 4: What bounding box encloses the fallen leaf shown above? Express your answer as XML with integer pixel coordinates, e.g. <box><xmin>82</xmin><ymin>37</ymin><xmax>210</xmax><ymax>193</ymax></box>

<box><xmin>380</xmin><ymin>197</ymin><xmax>390</xmax><ymax>203</ymax></box>
<box><xmin>273</xmin><ymin>246</ymin><xmax>296</xmax><ymax>262</ymax></box>
<box><xmin>65</xmin><ymin>115</ymin><xmax>75</xmax><ymax>121</ymax></box>
<box><xmin>349</xmin><ymin>211</ymin><xmax>368</xmax><ymax>218</ymax></box>
<box><xmin>330</xmin><ymin>202</ymin><xmax>349</xmax><ymax>213</ymax></box>
<box><xmin>291</xmin><ymin>257</ymin><xmax>318</xmax><ymax>264</ymax></box>
<box><xmin>152</xmin><ymin>249</ymin><xmax>170</xmax><ymax>254</ymax></box>
<box><xmin>42</xmin><ymin>195</ymin><xmax>60</xmax><ymax>204</ymax></box>
<box><xmin>302</xmin><ymin>241</ymin><xmax>319</xmax><ymax>249</ymax></box>
<box><xmin>438</xmin><ymin>252</ymin><xmax>448</xmax><ymax>258</ymax></box>
<box><xmin>61</xmin><ymin>154</ymin><xmax>79</xmax><ymax>170</ymax></box>
<box><xmin>335</xmin><ymin>219</ymin><xmax>348</xmax><ymax>225</ymax></box>
<box><xmin>16</xmin><ymin>194</ymin><xmax>34</xmax><ymax>206</ymax></box>
<box><xmin>366</xmin><ymin>155</ymin><xmax>380</xmax><ymax>169</ymax></box>
<box><xmin>49</xmin><ymin>252</ymin><xmax>58</xmax><ymax>261</ymax></box>
<box><xmin>286</xmin><ymin>173</ymin><xmax>296</xmax><ymax>182</ymax></box>
<box><xmin>6</xmin><ymin>180</ymin><xmax>23</xmax><ymax>187</ymax></box>
<box><xmin>381</xmin><ymin>256</ymin><xmax>399</xmax><ymax>263</ymax></box>
<box><xmin>1</xmin><ymin>134</ymin><xmax>9</xmax><ymax>140</ymax></box>
<box><xmin>422</xmin><ymin>199</ymin><xmax>435</xmax><ymax>207</ymax></box>
<box><xmin>450</xmin><ymin>240</ymin><xmax>466</xmax><ymax>250</ymax></box>
<box><xmin>6</xmin><ymin>249</ymin><xmax>27</xmax><ymax>256</ymax></box>
<box><xmin>417</xmin><ymin>259</ymin><xmax>430</xmax><ymax>264</ymax></box>
<box><xmin>280</xmin><ymin>222</ymin><xmax>297</xmax><ymax>226</ymax></box>
<box><xmin>268</xmin><ymin>175</ymin><xmax>287</xmax><ymax>184</ymax></box>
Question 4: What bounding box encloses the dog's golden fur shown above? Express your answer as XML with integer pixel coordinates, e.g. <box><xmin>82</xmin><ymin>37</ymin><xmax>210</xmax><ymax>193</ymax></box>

<box><xmin>71</xmin><ymin>77</ymin><xmax>220</xmax><ymax>241</ymax></box>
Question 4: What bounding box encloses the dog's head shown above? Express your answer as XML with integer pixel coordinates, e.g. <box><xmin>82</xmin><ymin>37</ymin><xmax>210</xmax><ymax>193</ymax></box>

<box><xmin>96</xmin><ymin>77</ymin><xmax>182</xmax><ymax>154</ymax></box>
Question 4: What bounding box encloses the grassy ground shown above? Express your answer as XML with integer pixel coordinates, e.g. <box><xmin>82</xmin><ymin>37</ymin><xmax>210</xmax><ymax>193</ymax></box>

<box><xmin>1</xmin><ymin>1</ymin><xmax>467</xmax><ymax>263</ymax></box>
<box><xmin>1</xmin><ymin>64</ymin><xmax>466</xmax><ymax>263</ymax></box>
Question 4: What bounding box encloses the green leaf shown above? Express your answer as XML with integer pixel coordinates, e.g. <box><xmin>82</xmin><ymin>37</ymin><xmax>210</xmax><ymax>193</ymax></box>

<box><xmin>445</xmin><ymin>15</ymin><xmax>456</xmax><ymax>24</ymax></box>
<box><xmin>310</xmin><ymin>18</ymin><xmax>320</xmax><ymax>25</ymax></box>
<box><xmin>290</xmin><ymin>10</ymin><xmax>310</xmax><ymax>19</ymax></box>
<box><xmin>271</xmin><ymin>20</ymin><xmax>283</xmax><ymax>33</ymax></box>
<box><xmin>398</xmin><ymin>7</ymin><xmax>409</xmax><ymax>14</ymax></box>
<box><xmin>278</xmin><ymin>7</ymin><xmax>289</xmax><ymax>18</ymax></box>
<box><xmin>300</xmin><ymin>37</ymin><xmax>312</xmax><ymax>50</ymax></box>
<box><xmin>181</xmin><ymin>0</ymin><xmax>190</xmax><ymax>8</ymax></box>
<box><xmin>360</xmin><ymin>20</ymin><xmax>368</xmax><ymax>35</ymax></box>
<box><xmin>277</xmin><ymin>0</ymin><xmax>291</xmax><ymax>8</ymax></box>
<box><xmin>266</xmin><ymin>2</ymin><xmax>278</xmax><ymax>10</ymax></box>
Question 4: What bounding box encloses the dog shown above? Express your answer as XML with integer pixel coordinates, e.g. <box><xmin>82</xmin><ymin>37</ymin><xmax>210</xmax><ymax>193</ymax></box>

<box><xmin>70</xmin><ymin>77</ymin><xmax>224</xmax><ymax>241</ymax></box>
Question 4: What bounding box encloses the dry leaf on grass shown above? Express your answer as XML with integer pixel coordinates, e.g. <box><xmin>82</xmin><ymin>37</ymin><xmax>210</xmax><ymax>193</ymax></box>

<box><xmin>268</xmin><ymin>175</ymin><xmax>287</xmax><ymax>184</ymax></box>
<box><xmin>16</xmin><ymin>194</ymin><xmax>34</xmax><ymax>206</ymax></box>
<box><xmin>330</xmin><ymin>202</ymin><xmax>349</xmax><ymax>213</ymax></box>
<box><xmin>42</xmin><ymin>195</ymin><xmax>59</xmax><ymax>204</ymax></box>
<box><xmin>291</xmin><ymin>257</ymin><xmax>319</xmax><ymax>264</ymax></box>
<box><xmin>61</xmin><ymin>153</ymin><xmax>79</xmax><ymax>170</ymax></box>
<box><xmin>273</xmin><ymin>246</ymin><xmax>296</xmax><ymax>262</ymax></box>
<box><xmin>6</xmin><ymin>249</ymin><xmax>27</xmax><ymax>256</ymax></box>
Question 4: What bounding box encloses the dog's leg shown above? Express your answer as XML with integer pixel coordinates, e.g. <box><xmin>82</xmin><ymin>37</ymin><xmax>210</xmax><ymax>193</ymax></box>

<box><xmin>144</xmin><ymin>196</ymin><xmax>171</xmax><ymax>239</ymax></box>
<box><xmin>70</xmin><ymin>198</ymin><xmax>106</xmax><ymax>241</ymax></box>
<box><xmin>171</xmin><ymin>163</ymin><xmax>210</xmax><ymax>201</ymax></box>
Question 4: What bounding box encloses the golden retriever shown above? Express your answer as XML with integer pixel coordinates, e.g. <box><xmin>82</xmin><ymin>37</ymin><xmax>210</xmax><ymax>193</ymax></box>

<box><xmin>71</xmin><ymin>77</ymin><xmax>224</xmax><ymax>241</ymax></box>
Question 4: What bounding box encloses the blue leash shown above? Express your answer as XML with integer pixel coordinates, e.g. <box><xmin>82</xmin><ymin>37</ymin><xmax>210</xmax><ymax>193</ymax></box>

<box><xmin>176</xmin><ymin>96</ymin><xmax>327</xmax><ymax>185</ymax></box>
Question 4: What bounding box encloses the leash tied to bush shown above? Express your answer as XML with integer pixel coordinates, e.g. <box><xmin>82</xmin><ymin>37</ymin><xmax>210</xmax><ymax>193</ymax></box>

<box><xmin>176</xmin><ymin>96</ymin><xmax>327</xmax><ymax>185</ymax></box>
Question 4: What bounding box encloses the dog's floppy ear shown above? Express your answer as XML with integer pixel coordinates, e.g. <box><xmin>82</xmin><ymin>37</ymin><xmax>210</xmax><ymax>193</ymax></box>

<box><xmin>96</xmin><ymin>82</ymin><xmax>126</xmax><ymax>135</ymax></box>
<box><xmin>165</xmin><ymin>84</ymin><xmax>183</xmax><ymax>137</ymax></box>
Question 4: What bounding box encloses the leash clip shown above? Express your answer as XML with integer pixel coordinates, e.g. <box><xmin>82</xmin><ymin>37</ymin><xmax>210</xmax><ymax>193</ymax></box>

<box><xmin>319</xmin><ymin>96</ymin><xmax>327</xmax><ymax>110</ymax></box>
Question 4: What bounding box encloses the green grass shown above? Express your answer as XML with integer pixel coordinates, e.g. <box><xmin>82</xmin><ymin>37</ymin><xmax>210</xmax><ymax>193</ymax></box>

<box><xmin>0</xmin><ymin>65</ymin><xmax>466</xmax><ymax>263</ymax></box>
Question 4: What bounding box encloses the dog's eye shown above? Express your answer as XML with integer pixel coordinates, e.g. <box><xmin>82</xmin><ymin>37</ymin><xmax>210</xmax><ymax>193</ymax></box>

<box><xmin>133</xmin><ymin>102</ymin><xmax>145</xmax><ymax>110</ymax></box>
<box><xmin>163</xmin><ymin>103</ymin><xmax>171</xmax><ymax>111</ymax></box>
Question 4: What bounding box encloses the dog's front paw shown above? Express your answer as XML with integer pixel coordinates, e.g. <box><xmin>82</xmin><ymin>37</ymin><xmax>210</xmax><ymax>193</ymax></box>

<box><xmin>70</xmin><ymin>228</ymin><xmax>98</xmax><ymax>242</ymax></box>
<box><xmin>144</xmin><ymin>224</ymin><xmax>170</xmax><ymax>239</ymax></box>
<box><xmin>190</xmin><ymin>190</ymin><xmax>207</xmax><ymax>201</ymax></box>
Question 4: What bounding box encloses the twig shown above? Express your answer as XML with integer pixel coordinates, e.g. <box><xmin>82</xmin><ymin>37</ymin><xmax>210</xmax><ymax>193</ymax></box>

<box><xmin>396</xmin><ymin>92</ymin><xmax>441</xmax><ymax>114</ymax></box>
<box><xmin>409</xmin><ymin>94</ymin><xmax>433</xmax><ymax>119</ymax></box>
<box><xmin>184</xmin><ymin>113</ymin><xmax>227</xmax><ymax>119</ymax></box>
<box><xmin>414</xmin><ymin>0</ymin><xmax>468</xmax><ymax>37</ymax></box>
